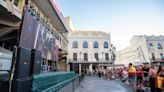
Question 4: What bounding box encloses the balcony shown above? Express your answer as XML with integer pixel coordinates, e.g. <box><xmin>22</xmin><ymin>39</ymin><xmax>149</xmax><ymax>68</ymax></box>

<box><xmin>0</xmin><ymin>0</ymin><xmax>24</xmax><ymax>20</ymax></box>
<box><xmin>150</xmin><ymin>58</ymin><xmax>164</xmax><ymax>63</ymax></box>
<box><xmin>68</xmin><ymin>59</ymin><xmax>113</xmax><ymax>64</ymax></box>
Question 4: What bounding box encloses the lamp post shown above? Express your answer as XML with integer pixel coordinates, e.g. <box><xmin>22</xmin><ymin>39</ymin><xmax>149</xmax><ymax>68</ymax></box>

<box><xmin>79</xmin><ymin>52</ymin><xmax>82</xmax><ymax>75</ymax></box>
<box><xmin>110</xmin><ymin>44</ymin><xmax>116</xmax><ymax>69</ymax></box>
<box><xmin>80</xmin><ymin>52</ymin><xmax>82</xmax><ymax>61</ymax></box>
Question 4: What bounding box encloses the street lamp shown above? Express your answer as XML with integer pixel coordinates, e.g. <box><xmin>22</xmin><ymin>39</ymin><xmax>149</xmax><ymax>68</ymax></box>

<box><xmin>113</xmin><ymin>47</ymin><xmax>116</xmax><ymax>61</ymax></box>
<box><xmin>80</xmin><ymin>52</ymin><xmax>82</xmax><ymax>61</ymax></box>
<box><xmin>110</xmin><ymin>44</ymin><xmax>116</xmax><ymax>69</ymax></box>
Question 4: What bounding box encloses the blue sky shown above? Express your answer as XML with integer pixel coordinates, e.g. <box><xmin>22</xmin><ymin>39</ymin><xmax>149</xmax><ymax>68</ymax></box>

<box><xmin>57</xmin><ymin>0</ymin><xmax>164</xmax><ymax>51</ymax></box>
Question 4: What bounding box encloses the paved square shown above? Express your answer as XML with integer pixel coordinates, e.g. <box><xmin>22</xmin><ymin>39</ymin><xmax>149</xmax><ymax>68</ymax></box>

<box><xmin>75</xmin><ymin>76</ymin><xmax>132</xmax><ymax>92</ymax></box>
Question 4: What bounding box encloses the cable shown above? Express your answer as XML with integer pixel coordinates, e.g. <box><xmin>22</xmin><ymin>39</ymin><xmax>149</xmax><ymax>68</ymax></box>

<box><xmin>9</xmin><ymin>46</ymin><xmax>18</xmax><ymax>92</ymax></box>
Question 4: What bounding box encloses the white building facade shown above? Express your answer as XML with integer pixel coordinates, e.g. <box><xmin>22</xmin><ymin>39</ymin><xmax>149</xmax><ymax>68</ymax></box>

<box><xmin>116</xmin><ymin>35</ymin><xmax>164</xmax><ymax>66</ymax></box>
<box><xmin>67</xmin><ymin>30</ymin><xmax>114</xmax><ymax>74</ymax></box>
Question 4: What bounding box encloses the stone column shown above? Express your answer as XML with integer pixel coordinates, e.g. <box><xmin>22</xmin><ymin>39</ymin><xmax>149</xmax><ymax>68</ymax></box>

<box><xmin>89</xmin><ymin>64</ymin><xmax>93</xmax><ymax>74</ymax></box>
<box><xmin>79</xmin><ymin>64</ymin><xmax>81</xmax><ymax>75</ymax></box>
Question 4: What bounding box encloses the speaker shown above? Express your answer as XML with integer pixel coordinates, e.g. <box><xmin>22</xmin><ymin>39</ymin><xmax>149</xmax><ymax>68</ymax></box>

<box><xmin>12</xmin><ymin>78</ymin><xmax>31</xmax><ymax>92</ymax></box>
<box><xmin>30</xmin><ymin>49</ymin><xmax>42</xmax><ymax>74</ymax></box>
<box><xmin>0</xmin><ymin>80</ymin><xmax>9</xmax><ymax>92</ymax></box>
<box><xmin>13</xmin><ymin>47</ymin><xmax>31</xmax><ymax>79</ymax></box>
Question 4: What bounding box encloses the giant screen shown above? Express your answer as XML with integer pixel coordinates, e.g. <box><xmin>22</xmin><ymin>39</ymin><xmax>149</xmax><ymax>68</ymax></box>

<box><xmin>19</xmin><ymin>10</ymin><xmax>59</xmax><ymax>61</ymax></box>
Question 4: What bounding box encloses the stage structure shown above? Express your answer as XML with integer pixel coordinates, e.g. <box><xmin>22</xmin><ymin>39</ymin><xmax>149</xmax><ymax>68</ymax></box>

<box><xmin>0</xmin><ymin>0</ymin><xmax>70</xmax><ymax>92</ymax></box>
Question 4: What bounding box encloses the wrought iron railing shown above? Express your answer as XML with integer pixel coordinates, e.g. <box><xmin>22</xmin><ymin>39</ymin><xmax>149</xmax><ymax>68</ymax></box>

<box><xmin>68</xmin><ymin>59</ymin><xmax>113</xmax><ymax>63</ymax></box>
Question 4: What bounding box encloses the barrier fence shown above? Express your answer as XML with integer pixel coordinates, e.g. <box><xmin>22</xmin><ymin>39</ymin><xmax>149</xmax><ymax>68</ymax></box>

<box><xmin>42</xmin><ymin>74</ymin><xmax>84</xmax><ymax>92</ymax></box>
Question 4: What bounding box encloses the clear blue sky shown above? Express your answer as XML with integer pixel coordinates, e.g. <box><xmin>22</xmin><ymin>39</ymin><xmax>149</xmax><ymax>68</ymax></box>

<box><xmin>57</xmin><ymin>0</ymin><xmax>164</xmax><ymax>51</ymax></box>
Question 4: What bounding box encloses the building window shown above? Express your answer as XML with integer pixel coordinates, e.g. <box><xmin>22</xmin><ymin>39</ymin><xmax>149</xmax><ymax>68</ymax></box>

<box><xmin>95</xmin><ymin>53</ymin><xmax>99</xmax><ymax>61</ymax></box>
<box><xmin>105</xmin><ymin>53</ymin><xmax>109</xmax><ymax>60</ymax></box>
<box><xmin>73</xmin><ymin>53</ymin><xmax>77</xmax><ymax>61</ymax></box>
<box><xmin>160</xmin><ymin>53</ymin><xmax>164</xmax><ymax>60</ymax></box>
<box><xmin>151</xmin><ymin>53</ymin><xmax>155</xmax><ymax>60</ymax></box>
<box><xmin>93</xmin><ymin>41</ymin><xmax>98</xmax><ymax>48</ymax></box>
<box><xmin>158</xmin><ymin>43</ymin><xmax>162</xmax><ymax>49</ymax></box>
<box><xmin>84</xmin><ymin>53</ymin><xmax>88</xmax><ymax>61</ymax></box>
<box><xmin>83</xmin><ymin>41</ymin><xmax>88</xmax><ymax>48</ymax></box>
<box><xmin>149</xmin><ymin>43</ymin><xmax>153</xmax><ymax>48</ymax></box>
<box><xmin>104</xmin><ymin>42</ymin><xmax>108</xmax><ymax>48</ymax></box>
<box><xmin>72</xmin><ymin>41</ymin><xmax>78</xmax><ymax>48</ymax></box>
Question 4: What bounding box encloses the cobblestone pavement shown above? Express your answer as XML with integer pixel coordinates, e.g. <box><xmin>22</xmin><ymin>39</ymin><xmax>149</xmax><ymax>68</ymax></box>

<box><xmin>75</xmin><ymin>76</ymin><xmax>133</xmax><ymax>92</ymax></box>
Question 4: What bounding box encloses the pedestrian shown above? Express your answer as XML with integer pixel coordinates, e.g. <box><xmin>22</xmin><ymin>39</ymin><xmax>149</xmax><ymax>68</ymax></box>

<box><xmin>142</xmin><ymin>64</ymin><xmax>150</xmax><ymax>81</ymax></box>
<box><xmin>122</xmin><ymin>67</ymin><xmax>128</xmax><ymax>83</ymax></box>
<box><xmin>103</xmin><ymin>68</ymin><xmax>106</xmax><ymax>78</ymax></box>
<box><xmin>115</xmin><ymin>69</ymin><xmax>119</xmax><ymax>80</ymax></box>
<box><xmin>98</xmin><ymin>71</ymin><xmax>101</xmax><ymax>78</ymax></box>
<box><xmin>136</xmin><ymin>65</ymin><xmax>143</xmax><ymax>82</ymax></box>
<box><xmin>136</xmin><ymin>65</ymin><xmax>143</xmax><ymax>91</ymax></box>
<box><xmin>148</xmin><ymin>65</ymin><xmax>158</xmax><ymax>92</ymax></box>
<box><xmin>154</xmin><ymin>65</ymin><xmax>164</xmax><ymax>92</ymax></box>
<box><xmin>118</xmin><ymin>68</ymin><xmax>123</xmax><ymax>80</ymax></box>
<box><xmin>128</xmin><ymin>63</ymin><xmax>137</xmax><ymax>92</ymax></box>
